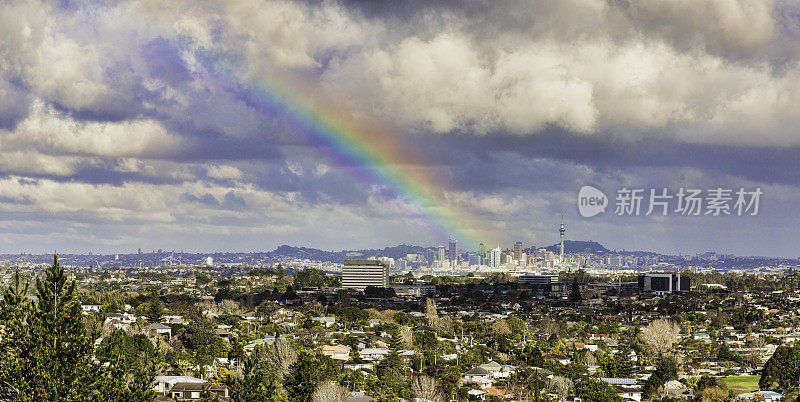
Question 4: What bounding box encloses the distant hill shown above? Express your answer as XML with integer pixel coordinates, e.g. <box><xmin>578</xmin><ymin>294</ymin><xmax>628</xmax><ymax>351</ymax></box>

<box><xmin>269</xmin><ymin>244</ymin><xmax>430</xmax><ymax>262</ymax></box>
<box><xmin>543</xmin><ymin>240</ymin><xmax>609</xmax><ymax>254</ymax></box>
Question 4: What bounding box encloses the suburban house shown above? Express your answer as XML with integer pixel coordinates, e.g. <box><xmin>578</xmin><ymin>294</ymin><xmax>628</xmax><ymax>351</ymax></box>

<box><xmin>477</xmin><ymin>361</ymin><xmax>516</xmax><ymax>379</ymax></box>
<box><xmin>104</xmin><ymin>312</ymin><xmax>136</xmax><ymax>331</ymax></box>
<box><xmin>321</xmin><ymin>344</ymin><xmax>351</xmax><ymax>361</ymax></box>
<box><xmin>663</xmin><ymin>380</ymin><xmax>693</xmax><ymax>399</ymax></box>
<box><xmin>359</xmin><ymin>348</ymin><xmax>390</xmax><ymax>362</ymax></box>
<box><xmin>81</xmin><ymin>304</ymin><xmax>102</xmax><ymax>315</ymax></box>
<box><xmin>169</xmin><ymin>382</ymin><xmax>229</xmax><ymax>400</ymax></box>
<box><xmin>144</xmin><ymin>323</ymin><xmax>172</xmax><ymax>338</ymax></box>
<box><xmin>312</xmin><ymin>316</ymin><xmax>336</xmax><ymax>327</ymax></box>
<box><xmin>460</xmin><ymin>366</ymin><xmax>494</xmax><ymax>389</ymax></box>
<box><xmin>154</xmin><ymin>375</ymin><xmax>229</xmax><ymax>400</ymax></box>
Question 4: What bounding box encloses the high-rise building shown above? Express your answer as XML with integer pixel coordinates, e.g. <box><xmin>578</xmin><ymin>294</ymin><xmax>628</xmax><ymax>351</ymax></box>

<box><xmin>514</xmin><ymin>241</ymin><xmax>523</xmax><ymax>261</ymax></box>
<box><xmin>559</xmin><ymin>214</ymin><xmax>566</xmax><ymax>264</ymax></box>
<box><xmin>437</xmin><ymin>245</ymin><xmax>445</xmax><ymax>264</ymax></box>
<box><xmin>425</xmin><ymin>248</ymin><xmax>436</xmax><ymax>264</ymax></box>
<box><xmin>490</xmin><ymin>246</ymin><xmax>502</xmax><ymax>268</ymax></box>
<box><xmin>342</xmin><ymin>260</ymin><xmax>389</xmax><ymax>290</ymax></box>
<box><xmin>479</xmin><ymin>243</ymin><xmax>487</xmax><ymax>265</ymax></box>
<box><xmin>447</xmin><ymin>238</ymin><xmax>458</xmax><ymax>266</ymax></box>
<box><xmin>447</xmin><ymin>239</ymin><xmax>458</xmax><ymax>268</ymax></box>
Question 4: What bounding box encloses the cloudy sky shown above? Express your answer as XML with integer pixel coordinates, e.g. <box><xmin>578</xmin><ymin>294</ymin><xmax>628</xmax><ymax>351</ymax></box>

<box><xmin>2</xmin><ymin>0</ymin><xmax>800</xmax><ymax>256</ymax></box>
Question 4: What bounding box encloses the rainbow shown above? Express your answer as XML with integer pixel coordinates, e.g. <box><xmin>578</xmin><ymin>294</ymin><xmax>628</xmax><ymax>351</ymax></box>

<box><xmin>198</xmin><ymin>62</ymin><xmax>487</xmax><ymax>250</ymax></box>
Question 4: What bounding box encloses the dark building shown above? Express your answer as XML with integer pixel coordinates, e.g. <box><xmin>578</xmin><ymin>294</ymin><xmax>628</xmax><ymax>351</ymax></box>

<box><xmin>638</xmin><ymin>273</ymin><xmax>690</xmax><ymax>293</ymax></box>
<box><xmin>520</xmin><ymin>274</ymin><xmax>562</xmax><ymax>295</ymax></box>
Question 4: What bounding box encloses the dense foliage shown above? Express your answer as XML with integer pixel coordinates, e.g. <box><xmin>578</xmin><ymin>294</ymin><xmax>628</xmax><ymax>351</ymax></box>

<box><xmin>0</xmin><ymin>255</ymin><xmax>156</xmax><ymax>401</ymax></box>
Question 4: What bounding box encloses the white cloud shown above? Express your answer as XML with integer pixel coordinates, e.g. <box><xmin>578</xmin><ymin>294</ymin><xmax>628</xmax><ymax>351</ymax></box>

<box><xmin>0</xmin><ymin>152</ymin><xmax>78</xmax><ymax>176</ymax></box>
<box><xmin>128</xmin><ymin>0</ymin><xmax>370</xmax><ymax>71</ymax></box>
<box><xmin>207</xmin><ymin>164</ymin><xmax>244</xmax><ymax>180</ymax></box>
<box><xmin>626</xmin><ymin>0</ymin><xmax>775</xmax><ymax>58</ymax></box>
<box><xmin>2</xmin><ymin>100</ymin><xmax>183</xmax><ymax>157</ymax></box>
<box><xmin>324</xmin><ymin>30</ymin><xmax>800</xmax><ymax>146</ymax></box>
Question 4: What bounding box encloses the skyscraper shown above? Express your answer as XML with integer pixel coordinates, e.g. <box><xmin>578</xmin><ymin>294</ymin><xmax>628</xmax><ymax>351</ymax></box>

<box><xmin>437</xmin><ymin>245</ymin><xmax>445</xmax><ymax>264</ymax></box>
<box><xmin>490</xmin><ymin>246</ymin><xmax>502</xmax><ymax>268</ymax></box>
<box><xmin>479</xmin><ymin>243</ymin><xmax>487</xmax><ymax>265</ymax></box>
<box><xmin>514</xmin><ymin>241</ymin><xmax>523</xmax><ymax>261</ymax></box>
<box><xmin>559</xmin><ymin>214</ymin><xmax>566</xmax><ymax>264</ymax></box>
<box><xmin>447</xmin><ymin>238</ymin><xmax>458</xmax><ymax>266</ymax></box>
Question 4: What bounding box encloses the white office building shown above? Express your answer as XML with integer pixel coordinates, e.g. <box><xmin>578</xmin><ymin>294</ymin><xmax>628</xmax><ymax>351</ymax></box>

<box><xmin>342</xmin><ymin>260</ymin><xmax>389</xmax><ymax>290</ymax></box>
<box><xmin>490</xmin><ymin>247</ymin><xmax>502</xmax><ymax>268</ymax></box>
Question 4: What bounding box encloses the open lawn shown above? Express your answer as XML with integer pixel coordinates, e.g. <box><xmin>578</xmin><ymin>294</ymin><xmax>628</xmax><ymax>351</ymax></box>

<box><xmin>723</xmin><ymin>376</ymin><xmax>760</xmax><ymax>393</ymax></box>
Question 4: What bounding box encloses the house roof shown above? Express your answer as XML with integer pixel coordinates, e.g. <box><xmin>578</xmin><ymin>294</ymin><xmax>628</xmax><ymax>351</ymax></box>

<box><xmin>155</xmin><ymin>376</ymin><xmax>205</xmax><ymax>388</ymax></box>
<box><xmin>170</xmin><ymin>382</ymin><xmax>227</xmax><ymax>392</ymax></box>
<box><xmin>602</xmin><ymin>378</ymin><xmax>638</xmax><ymax>385</ymax></box>
<box><xmin>322</xmin><ymin>345</ymin><xmax>350</xmax><ymax>353</ymax></box>
<box><xmin>664</xmin><ymin>380</ymin><xmax>686</xmax><ymax>389</ymax></box>
<box><xmin>360</xmin><ymin>348</ymin><xmax>389</xmax><ymax>354</ymax></box>
<box><xmin>464</xmin><ymin>366</ymin><xmax>490</xmax><ymax>376</ymax></box>
<box><xmin>479</xmin><ymin>361</ymin><xmax>502</xmax><ymax>370</ymax></box>
<box><xmin>485</xmin><ymin>387</ymin><xmax>510</xmax><ymax>396</ymax></box>
<box><xmin>146</xmin><ymin>323</ymin><xmax>171</xmax><ymax>330</ymax></box>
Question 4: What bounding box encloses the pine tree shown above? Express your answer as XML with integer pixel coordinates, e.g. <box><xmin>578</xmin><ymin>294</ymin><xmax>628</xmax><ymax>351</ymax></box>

<box><xmin>372</xmin><ymin>324</ymin><xmax>413</xmax><ymax>400</ymax></box>
<box><xmin>0</xmin><ymin>254</ymin><xmax>156</xmax><ymax>401</ymax></box>
<box><xmin>0</xmin><ymin>269</ymin><xmax>29</xmax><ymax>321</ymax></box>
<box><xmin>0</xmin><ymin>269</ymin><xmax>31</xmax><ymax>398</ymax></box>
<box><xmin>22</xmin><ymin>253</ymin><xmax>103</xmax><ymax>400</ymax></box>
<box><xmin>146</xmin><ymin>297</ymin><xmax>164</xmax><ymax>323</ymax></box>
<box><xmin>228</xmin><ymin>344</ymin><xmax>287</xmax><ymax>401</ymax></box>
<box><xmin>387</xmin><ymin>324</ymin><xmax>403</xmax><ymax>352</ymax></box>
<box><xmin>570</xmin><ymin>280</ymin><xmax>582</xmax><ymax>302</ymax></box>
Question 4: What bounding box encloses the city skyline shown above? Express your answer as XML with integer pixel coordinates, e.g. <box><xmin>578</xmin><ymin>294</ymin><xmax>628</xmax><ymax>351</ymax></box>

<box><xmin>3</xmin><ymin>1</ymin><xmax>800</xmax><ymax>257</ymax></box>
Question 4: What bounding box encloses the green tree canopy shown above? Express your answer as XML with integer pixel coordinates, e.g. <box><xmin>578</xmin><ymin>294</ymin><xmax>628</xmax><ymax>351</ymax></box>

<box><xmin>0</xmin><ymin>254</ymin><xmax>156</xmax><ymax>401</ymax></box>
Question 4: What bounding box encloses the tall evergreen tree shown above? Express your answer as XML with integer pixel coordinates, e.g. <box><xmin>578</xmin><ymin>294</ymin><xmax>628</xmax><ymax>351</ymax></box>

<box><xmin>146</xmin><ymin>297</ymin><xmax>164</xmax><ymax>323</ymax></box>
<box><xmin>0</xmin><ymin>269</ymin><xmax>31</xmax><ymax>399</ymax></box>
<box><xmin>570</xmin><ymin>280</ymin><xmax>582</xmax><ymax>302</ymax></box>
<box><xmin>26</xmin><ymin>254</ymin><xmax>98</xmax><ymax>400</ymax></box>
<box><xmin>228</xmin><ymin>344</ymin><xmax>287</xmax><ymax>401</ymax></box>
<box><xmin>285</xmin><ymin>351</ymin><xmax>338</xmax><ymax>402</ymax></box>
<box><xmin>0</xmin><ymin>254</ymin><xmax>155</xmax><ymax>401</ymax></box>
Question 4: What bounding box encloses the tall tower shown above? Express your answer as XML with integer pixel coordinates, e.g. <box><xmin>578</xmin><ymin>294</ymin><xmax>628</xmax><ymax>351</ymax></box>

<box><xmin>559</xmin><ymin>214</ymin><xmax>566</xmax><ymax>264</ymax></box>
<box><xmin>514</xmin><ymin>241</ymin><xmax>523</xmax><ymax>261</ymax></box>
<box><xmin>448</xmin><ymin>238</ymin><xmax>458</xmax><ymax>267</ymax></box>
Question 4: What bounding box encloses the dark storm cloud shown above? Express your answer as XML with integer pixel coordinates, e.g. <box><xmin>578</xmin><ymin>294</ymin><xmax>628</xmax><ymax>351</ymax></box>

<box><xmin>180</xmin><ymin>192</ymin><xmax>221</xmax><ymax>207</ymax></box>
<box><xmin>142</xmin><ymin>37</ymin><xmax>193</xmax><ymax>86</ymax></box>
<box><xmin>0</xmin><ymin>78</ymin><xmax>30</xmax><ymax>129</ymax></box>
<box><xmin>416</xmin><ymin>130</ymin><xmax>800</xmax><ymax>192</ymax></box>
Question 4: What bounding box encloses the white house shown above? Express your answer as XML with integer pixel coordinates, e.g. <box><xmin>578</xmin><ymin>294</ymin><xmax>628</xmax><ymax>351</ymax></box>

<box><xmin>145</xmin><ymin>322</ymin><xmax>172</xmax><ymax>338</ymax></box>
<box><xmin>312</xmin><ymin>316</ymin><xmax>336</xmax><ymax>327</ymax></box>
<box><xmin>81</xmin><ymin>304</ymin><xmax>102</xmax><ymax>315</ymax></box>
<box><xmin>360</xmin><ymin>348</ymin><xmax>390</xmax><ymax>362</ymax></box>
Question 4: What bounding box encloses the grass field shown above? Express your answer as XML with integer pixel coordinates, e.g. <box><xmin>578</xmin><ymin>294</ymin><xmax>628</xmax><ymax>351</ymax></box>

<box><xmin>723</xmin><ymin>376</ymin><xmax>760</xmax><ymax>393</ymax></box>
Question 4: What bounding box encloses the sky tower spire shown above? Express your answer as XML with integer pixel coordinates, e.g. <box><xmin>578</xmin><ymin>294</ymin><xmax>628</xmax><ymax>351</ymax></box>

<box><xmin>559</xmin><ymin>213</ymin><xmax>566</xmax><ymax>265</ymax></box>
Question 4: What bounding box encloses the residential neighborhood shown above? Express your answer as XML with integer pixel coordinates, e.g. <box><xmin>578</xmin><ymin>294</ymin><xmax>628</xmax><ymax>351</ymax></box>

<box><xmin>6</xmin><ymin>255</ymin><xmax>800</xmax><ymax>401</ymax></box>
